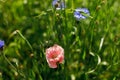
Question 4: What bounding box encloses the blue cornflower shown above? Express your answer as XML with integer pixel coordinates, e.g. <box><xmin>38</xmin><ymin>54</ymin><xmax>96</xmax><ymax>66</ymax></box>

<box><xmin>52</xmin><ymin>0</ymin><xmax>65</xmax><ymax>10</ymax></box>
<box><xmin>74</xmin><ymin>8</ymin><xmax>90</xmax><ymax>21</ymax></box>
<box><xmin>0</xmin><ymin>40</ymin><xmax>4</xmax><ymax>49</ymax></box>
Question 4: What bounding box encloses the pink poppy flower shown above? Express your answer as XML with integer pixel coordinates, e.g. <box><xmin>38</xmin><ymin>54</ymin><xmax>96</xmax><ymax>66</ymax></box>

<box><xmin>45</xmin><ymin>44</ymin><xmax>64</xmax><ymax>68</ymax></box>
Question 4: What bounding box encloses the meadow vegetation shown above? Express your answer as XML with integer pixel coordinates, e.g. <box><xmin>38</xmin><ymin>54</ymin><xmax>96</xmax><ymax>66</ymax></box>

<box><xmin>0</xmin><ymin>0</ymin><xmax>120</xmax><ymax>80</ymax></box>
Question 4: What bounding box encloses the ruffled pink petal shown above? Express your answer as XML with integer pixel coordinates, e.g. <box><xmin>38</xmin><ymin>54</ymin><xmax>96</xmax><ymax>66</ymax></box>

<box><xmin>59</xmin><ymin>55</ymin><xmax>64</xmax><ymax>63</ymax></box>
<box><xmin>47</xmin><ymin>60</ymin><xmax>57</xmax><ymax>68</ymax></box>
<box><xmin>45</xmin><ymin>44</ymin><xmax>64</xmax><ymax>68</ymax></box>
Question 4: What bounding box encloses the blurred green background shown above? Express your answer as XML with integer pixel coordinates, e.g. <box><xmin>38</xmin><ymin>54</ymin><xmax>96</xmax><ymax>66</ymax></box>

<box><xmin>0</xmin><ymin>0</ymin><xmax>120</xmax><ymax>80</ymax></box>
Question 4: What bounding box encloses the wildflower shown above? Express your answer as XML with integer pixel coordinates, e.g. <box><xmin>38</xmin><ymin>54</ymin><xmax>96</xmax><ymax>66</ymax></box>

<box><xmin>0</xmin><ymin>40</ymin><xmax>4</xmax><ymax>50</ymax></box>
<box><xmin>74</xmin><ymin>8</ymin><xmax>90</xmax><ymax>21</ymax></box>
<box><xmin>45</xmin><ymin>44</ymin><xmax>64</xmax><ymax>68</ymax></box>
<box><xmin>52</xmin><ymin>0</ymin><xmax>65</xmax><ymax>10</ymax></box>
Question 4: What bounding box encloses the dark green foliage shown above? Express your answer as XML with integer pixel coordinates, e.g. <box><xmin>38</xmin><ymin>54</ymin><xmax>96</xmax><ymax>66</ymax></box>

<box><xmin>0</xmin><ymin>0</ymin><xmax>120</xmax><ymax>80</ymax></box>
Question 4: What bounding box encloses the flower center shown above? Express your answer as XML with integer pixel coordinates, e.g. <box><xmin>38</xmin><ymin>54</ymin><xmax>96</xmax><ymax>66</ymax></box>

<box><xmin>52</xmin><ymin>53</ymin><xmax>58</xmax><ymax>59</ymax></box>
<box><xmin>55</xmin><ymin>2</ymin><xmax>60</xmax><ymax>8</ymax></box>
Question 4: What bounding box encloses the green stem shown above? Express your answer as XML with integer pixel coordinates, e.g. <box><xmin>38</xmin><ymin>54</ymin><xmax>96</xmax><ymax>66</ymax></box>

<box><xmin>72</xmin><ymin>0</ymin><xmax>74</xmax><ymax>10</ymax></box>
<box><xmin>16</xmin><ymin>30</ymin><xmax>33</xmax><ymax>52</ymax></box>
<box><xmin>2</xmin><ymin>52</ymin><xmax>17</xmax><ymax>71</ymax></box>
<box><xmin>63</xmin><ymin>0</ymin><xmax>67</xmax><ymax>32</ymax></box>
<box><xmin>1</xmin><ymin>51</ymin><xmax>25</xmax><ymax>78</ymax></box>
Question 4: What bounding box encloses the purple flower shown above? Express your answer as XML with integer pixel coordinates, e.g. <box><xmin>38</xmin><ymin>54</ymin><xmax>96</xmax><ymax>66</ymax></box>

<box><xmin>0</xmin><ymin>40</ymin><xmax>4</xmax><ymax>50</ymax></box>
<box><xmin>52</xmin><ymin>0</ymin><xmax>65</xmax><ymax>10</ymax></box>
<box><xmin>74</xmin><ymin>8</ymin><xmax>90</xmax><ymax>21</ymax></box>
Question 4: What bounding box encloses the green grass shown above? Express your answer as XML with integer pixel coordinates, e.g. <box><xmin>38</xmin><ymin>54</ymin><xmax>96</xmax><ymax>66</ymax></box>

<box><xmin>0</xmin><ymin>0</ymin><xmax>120</xmax><ymax>80</ymax></box>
